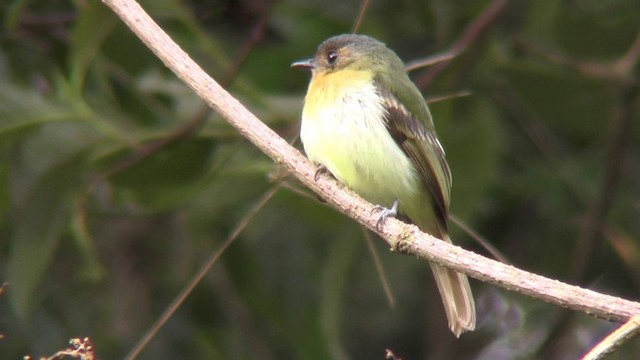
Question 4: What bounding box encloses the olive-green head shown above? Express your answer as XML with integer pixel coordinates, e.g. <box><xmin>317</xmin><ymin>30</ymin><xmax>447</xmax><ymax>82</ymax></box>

<box><xmin>291</xmin><ymin>34</ymin><xmax>406</xmax><ymax>77</ymax></box>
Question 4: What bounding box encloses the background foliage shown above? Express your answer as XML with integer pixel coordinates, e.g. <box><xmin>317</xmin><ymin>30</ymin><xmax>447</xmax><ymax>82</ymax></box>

<box><xmin>1</xmin><ymin>0</ymin><xmax>640</xmax><ymax>359</ymax></box>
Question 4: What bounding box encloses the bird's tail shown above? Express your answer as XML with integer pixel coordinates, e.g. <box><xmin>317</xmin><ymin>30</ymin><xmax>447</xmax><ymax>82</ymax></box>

<box><xmin>429</xmin><ymin>233</ymin><xmax>476</xmax><ymax>337</ymax></box>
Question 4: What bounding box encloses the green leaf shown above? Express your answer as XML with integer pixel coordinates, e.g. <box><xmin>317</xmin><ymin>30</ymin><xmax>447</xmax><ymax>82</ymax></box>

<box><xmin>0</xmin><ymin>85</ymin><xmax>78</xmax><ymax>147</ymax></box>
<box><xmin>8</xmin><ymin>151</ymin><xmax>87</xmax><ymax>320</ymax></box>
<box><xmin>69</xmin><ymin>1</ymin><xmax>118</xmax><ymax>91</ymax></box>
<box><xmin>98</xmin><ymin>137</ymin><xmax>216</xmax><ymax>210</ymax></box>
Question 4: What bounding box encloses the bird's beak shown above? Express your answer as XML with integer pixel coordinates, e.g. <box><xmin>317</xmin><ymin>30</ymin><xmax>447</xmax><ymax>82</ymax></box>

<box><xmin>291</xmin><ymin>59</ymin><xmax>315</xmax><ymax>69</ymax></box>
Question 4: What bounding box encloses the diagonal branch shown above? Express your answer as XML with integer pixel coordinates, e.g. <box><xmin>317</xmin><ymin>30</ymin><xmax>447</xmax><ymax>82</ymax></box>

<box><xmin>101</xmin><ymin>0</ymin><xmax>640</xmax><ymax>324</ymax></box>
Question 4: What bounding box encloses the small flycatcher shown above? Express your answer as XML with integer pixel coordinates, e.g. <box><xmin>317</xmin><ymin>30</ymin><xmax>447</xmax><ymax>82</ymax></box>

<box><xmin>292</xmin><ymin>34</ymin><xmax>475</xmax><ymax>336</ymax></box>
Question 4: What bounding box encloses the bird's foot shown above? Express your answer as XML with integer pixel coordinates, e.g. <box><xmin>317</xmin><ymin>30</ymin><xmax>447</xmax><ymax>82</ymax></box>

<box><xmin>372</xmin><ymin>200</ymin><xmax>399</xmax><ymax>231</ymax></box>
<box><xmin>314</xmin><ymin>164</ymin><xmax>330</xmax><ymax>181</ymax></box>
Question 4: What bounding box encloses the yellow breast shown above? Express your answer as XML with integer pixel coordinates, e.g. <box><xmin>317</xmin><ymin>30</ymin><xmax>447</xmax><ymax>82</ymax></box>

<box><xmin>299</xmin><ymin>69</ymin><xmax>421</xmax><ymax>206</ymax></box>
<box><xmin>303</xmin><ymin>69</ymin><xmax>373</xmax><ymax>116</ymax></box>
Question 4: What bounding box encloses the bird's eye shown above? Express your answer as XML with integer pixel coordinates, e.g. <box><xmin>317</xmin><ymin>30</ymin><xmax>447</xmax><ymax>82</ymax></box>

<box><xmin>326</xmin><ymin>50</ymin><xmax>338</xmax><ymax>64</ymax></box>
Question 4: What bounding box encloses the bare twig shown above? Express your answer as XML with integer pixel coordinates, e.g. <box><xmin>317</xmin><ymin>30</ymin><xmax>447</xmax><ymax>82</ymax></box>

<box><xmin>449</xmin><ymin>214</ymin><xmax>509</xmax><ymax>264</ymax></box>
<box><xmin>351</xmin><ymin>0</ymin><xmax>372</xmax><ymax>34</ymax></box>
<box><xmin>405</xmin><ymin>52</ymin><xmax>457</xmax><ymax>72</ymax></box>
<box><xmin>614</xmin><ymin>32</ymin><xmax>640</xmax><ymax>76</ymax></box>
<box><xmin>425</xmin><ymin>90</ymin><xmax>472</xmax><ymax>105</ymax></box>
<box><xmin>516</xmin><ymin>38</ymin><xmax>616</xmax><ymax>80</ymax></box>
<box><xmin>362</xmin><ymin>228</ymin><xmax>395</xmax><ymax>308</ymax></box>
<box><xmin>515</xmin><ymin>32</ymin><xmax>640</xmax><ymax>85</ymax></box>
<box><xmin>582</xmin><ymin>315</ymin><xmax>640</xmax><ymax>360</ymax></box>
<box><xmin>605</xmin><ymin>227</ymin><xmax>640</xmax><ymax>290</ymax></box>
<box><xmin>102</xmin><ymin>0</ymin><xmax>640</xmax><ymax>334</ymax></box>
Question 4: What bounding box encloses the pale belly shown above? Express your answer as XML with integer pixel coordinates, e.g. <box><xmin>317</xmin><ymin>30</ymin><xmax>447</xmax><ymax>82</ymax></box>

<box><xmin>300</xmin><ymin>85</ymin><xmax>422</xmax><ymax>209</ymax></box>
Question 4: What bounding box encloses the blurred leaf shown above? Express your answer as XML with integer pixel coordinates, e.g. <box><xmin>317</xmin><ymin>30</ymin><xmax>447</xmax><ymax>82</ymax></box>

<box><xmin>4</xmin><ymin>0</ymin><xmax>30</xmax><ymax>30</ymax></box>
<box><xmin>7</xmin><ymin>151</ymin><xmax>87</xmax><ymax>319</ymax></box>
<box><xmin>522</xmin><ymin>0</ymin><xmax>562</xmax><ymax>41</ymax></box>
<box><xmin>98</xmin><ymin>136</ymin><xmax>216</xmax><ymax>210</ymax></box>
<box><xmin>69</xmin><ymin>1</ymin><xmax>118</xmax><ymax>91</ymax></box>
<box><xmin>0</xmin><ymin>85</ymin><xmax>78</xmax><ymax>147</ymax></box>
<box><xmin>497</xmin><ymin>62</ymin><xmax>613</xmax><ymax>143</ymax></box>
<box><xmin>433</xmin><ymin>95</ymin><xmax>505</xmax><ymax>231</ymax></box>
<box><xmin>557</xmin><ymin>2</ymin><xmax>638</xmax><ymax>57</ymax></box>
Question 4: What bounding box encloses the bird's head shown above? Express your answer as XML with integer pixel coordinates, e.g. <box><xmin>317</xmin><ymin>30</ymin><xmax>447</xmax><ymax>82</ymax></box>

<box><xmin>292</xmin><ymin>34</ymin><xmax>404</xmax><ymax>77</ymax></box>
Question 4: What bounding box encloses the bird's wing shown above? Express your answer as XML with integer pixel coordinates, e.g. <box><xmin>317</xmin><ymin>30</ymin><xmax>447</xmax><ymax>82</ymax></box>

<box><xmin>375</xmin><ymin>82</ymin><xmax>452</xmax><ymax>229</ymax></box>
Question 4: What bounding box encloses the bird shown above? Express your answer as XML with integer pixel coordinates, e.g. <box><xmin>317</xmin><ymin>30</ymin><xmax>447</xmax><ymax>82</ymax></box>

<box><xmin>292</xmin><ymin>34</ymin><xmax>475</xmax><ymax>337</ymax></box>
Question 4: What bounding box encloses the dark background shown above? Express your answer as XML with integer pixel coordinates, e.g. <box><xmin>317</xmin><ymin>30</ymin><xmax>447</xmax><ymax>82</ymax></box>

<box><xmin>1</xmin><ymin>0</ymin><xmax>639</xmax><ymax>358</ymax></box>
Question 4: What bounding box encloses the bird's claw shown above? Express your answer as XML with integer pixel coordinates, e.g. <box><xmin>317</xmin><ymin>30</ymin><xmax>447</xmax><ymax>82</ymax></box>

<box><xmin>372</xmin><ymin>200</ymin><xmax>399</xmax><ymax>231</ymax></box>
<box><xmin>314</xmin><ymin>165</ymin><xmax>329</xmax><ymax>181</ymax></box>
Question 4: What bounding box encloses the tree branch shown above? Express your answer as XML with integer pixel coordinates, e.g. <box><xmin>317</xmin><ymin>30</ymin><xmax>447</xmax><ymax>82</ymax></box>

<box><xmin>582</xmin><ymin>316</ymin><xmax>640</xmax><ymax>360</ymax></box>
<box><xmin>100</xmin><ymin>0</ymin><xmax>640</xmax><ymax>324</ymax></box>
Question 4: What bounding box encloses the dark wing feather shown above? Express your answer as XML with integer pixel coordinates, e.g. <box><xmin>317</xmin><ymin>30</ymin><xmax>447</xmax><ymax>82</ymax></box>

<box><xmin>376</xmin><ymin>82</ymin><xmax>452</xmax><ymax>229</ymax></box>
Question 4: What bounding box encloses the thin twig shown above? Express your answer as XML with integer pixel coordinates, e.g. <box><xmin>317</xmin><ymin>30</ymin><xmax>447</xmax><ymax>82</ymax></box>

<box><xmin>282</xmin><ymin>179</ymin><xmax>396</xmax><ymax>308</ymax></box>
<box><xmin>351</xmin><ymin>0</ymin><xmax>372</xmax><ymax>34</ymax></box>
<box><xmin>614</xmin><ymin>32</ymin><xmax>640</xmax><ymax>76</ymax></box>
<box><xmin>425</xmin><ymin>90</ymin><xmax>472</xmax><ymax>104</ymax></box>
<box><xmin>449</xmin><ymin>214</ymin><xmax>509</xmax><ymax>264</ymax></box>
<box><xmin>515</xmin><ymin>33</ymin><xmax>640</xmax><ymax>85</ymax></box>
<box><xmin>516</xmin><ymin>38</ymin><xmax>615</xmax><ymax>80</ymax></box>
<box><xmin>362</xmin><ymin>228</ymin><xmax>395</xmax><ymax>308</ymax></box>
<box><xmin>405</xmin><ymin>52</ymin><xmax>457</xmax><ymax>72</ymax></box>
<box><xmin>582</xmin><ymin>315</ymin><xmax>640</xmax><ymax>360</ymax></box>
